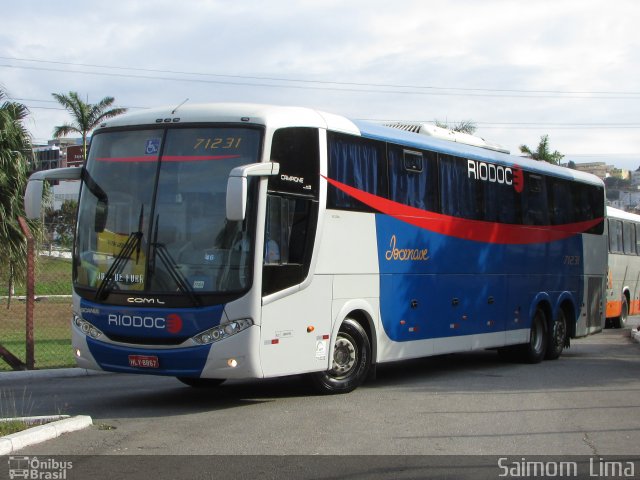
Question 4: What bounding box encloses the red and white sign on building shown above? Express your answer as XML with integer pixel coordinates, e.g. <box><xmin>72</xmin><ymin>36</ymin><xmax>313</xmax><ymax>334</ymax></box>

<box><xmin>65</xmin><ymin>145</ymin><xmax>85</xmax><ymax>167</ymax></box>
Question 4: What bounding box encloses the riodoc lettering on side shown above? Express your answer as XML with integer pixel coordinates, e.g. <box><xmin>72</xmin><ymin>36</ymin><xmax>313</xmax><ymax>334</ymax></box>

<box><xmin>385</xmin><ymin>235</ymin><xmax>430</xmax><ymax>262</ymax></box>
<box><xmin>467</xmin><ymin>159</ymin><xmax>524</xmax><ymax>193</ymax></box>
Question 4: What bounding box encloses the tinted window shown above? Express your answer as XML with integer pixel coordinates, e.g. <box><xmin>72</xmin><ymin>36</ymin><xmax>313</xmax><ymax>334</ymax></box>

<box><xmin>263</xmin><ymin>129</ymin><xmax>320</xmax><ymax>295</ymax></box>
<box><xmin>522</xmin><ymin>173</ymin><xmax>549</xmax><ymax>226</ymax></box>
<box><xmin>609</xmin><ymin>219</ymin><xmax>623</xmax><ymax>253</ymax></box>
<box><xmin>623</xmin><ymin>221</ymin><xmax>636</xmax><ymax>255</ymax></box>
<box><xmin>548</xmin><ymin>177</ymin><xmax>574</xmax><ymax>225</ymax></box>
<box><xmin>327</xmin><ymin>133</ymin><xmax>387</xmax><ymax>211</ymax></box>
<box><xmin>439</xmin><ymin>155</ymin><xmax>485</xmax><ymax>220</ymax></box>
<box><xmin>388</xmin><ymin>145</ymin><xmax>438</xmax><ymax>211</ymax></box>
<box><xmin>268</xmin><ymin>128</ymin><xmax>319</xmax><ymax>196</ymax></box>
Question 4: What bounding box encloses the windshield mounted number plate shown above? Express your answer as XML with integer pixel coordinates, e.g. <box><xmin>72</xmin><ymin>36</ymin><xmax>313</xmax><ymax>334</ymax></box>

<box><xmin>128</xmin><ymin>355</ymin><xmax>159</xmax><ymax>369</ymax></box>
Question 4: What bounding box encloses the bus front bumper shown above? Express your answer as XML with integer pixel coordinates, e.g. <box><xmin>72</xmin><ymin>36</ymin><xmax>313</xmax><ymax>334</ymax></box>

<box><xmin>72</xmin><ymin>325</ymin><xmax>263</xmax><ymax>379</ymax></box>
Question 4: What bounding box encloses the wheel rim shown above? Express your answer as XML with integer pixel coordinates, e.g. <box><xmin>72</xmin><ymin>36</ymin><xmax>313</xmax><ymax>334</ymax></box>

<box><xmin>622</xmin><ymin>301</ymin><xmax>629</xmax><ymax>324</ymax></box>
<box><xmin>552</xmin><ymin>313</ymin><xmax>566</xmax><ymax>350</ymax></box>
<box><xmin>329</xmin><ymin>333</ymin><xmax>357</xmax><ymax>379</ymax></box>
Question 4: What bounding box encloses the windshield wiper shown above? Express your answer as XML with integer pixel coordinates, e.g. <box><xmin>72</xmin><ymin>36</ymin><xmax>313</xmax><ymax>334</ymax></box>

<box><xmin>152</xmin><ymin>242</ymin><xmax>201</xmax><ymax>307</ymax></box>
<box><xmin>149</xmin><ymin>214</ymin><xmax>201</xmax><ymax>307</ymax></box>
<box><xmin>94</xmin><ymin>205</ymin><xmax>144</xmax><ymax>301</ymax></box>
<box><xmin>94</xmin><ymin>230</ymin><xmax>142</xmax><ymax>301</ymax></box>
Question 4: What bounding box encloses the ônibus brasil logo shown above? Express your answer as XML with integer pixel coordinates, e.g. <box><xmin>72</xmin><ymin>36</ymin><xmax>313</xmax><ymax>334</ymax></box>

<box><xmin>107</xmin><ymin>313</ymin><xmax>183</xmax><ymax>334</ymax></box>
<box><xmin>467</xmin><ymin>159</ymin><xmax>524</xmax><ymax>193</ymax></box>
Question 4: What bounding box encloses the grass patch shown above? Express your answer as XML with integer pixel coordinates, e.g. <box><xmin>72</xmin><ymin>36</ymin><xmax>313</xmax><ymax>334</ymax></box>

<box><xmin>0</xmin><ymin>299</ymin><xmax>75</xmax><ymax>371</ymax></box>
<box><xmin>0</xmin><ymin>255</ymin><xmax>73</xmax><ymax>297</ymax></box>
<box><xmin>0</xmin><ymin>388</ymin><xmax>34</xmax><ymax>435</ymax></box>
<box><xmin>0</xmin><ymin>419</ymin><xmax>30</xmax><ymax>436</ymax></box>
<box><xmin>0</xmin><ymin>255</ymin><xmax>75</xmax><ymax>371</ymax></box>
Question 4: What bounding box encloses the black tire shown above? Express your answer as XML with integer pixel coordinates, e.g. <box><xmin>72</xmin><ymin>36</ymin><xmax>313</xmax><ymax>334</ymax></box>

<box><xmin>310</xmin><ymin>318</ymin><xmax>371</xmax><ymax>394</ymax></box>
<box><xmin>613</xmin><ymin>297</ymin><xmax>628</xmax><ymax>329</ymax></box>
<box><xmin>545</xmin><ymin>309</ymin><xmax>567</xmax><ymax>360</ymax></box>
<box><xmin>177</xmin><ymin>377</ymin><xmax>226</xmax><ymax>388</ymax></box>
<box><xmin>519</xmin><ymin>308</ymin><xmax>547</xmax><ymax>363</ymax></box>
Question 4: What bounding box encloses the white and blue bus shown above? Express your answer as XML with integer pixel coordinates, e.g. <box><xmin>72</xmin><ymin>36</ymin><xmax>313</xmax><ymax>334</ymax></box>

<box><xmin>605</xmin><ymin>206</ymin><xmax>640</xmax><ymax>328</ymax></box>
<box><xmin>25</xmin><ymin>104</ymin><xmax>607</xmax><ymax>393</ymax></box>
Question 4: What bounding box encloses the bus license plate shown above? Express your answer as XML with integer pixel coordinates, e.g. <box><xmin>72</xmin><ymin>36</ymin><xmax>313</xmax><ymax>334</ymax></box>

<box><xmin>128</xmin><ymin>355</ymin><xmax>159</xmax><ymax>369</ymax></box>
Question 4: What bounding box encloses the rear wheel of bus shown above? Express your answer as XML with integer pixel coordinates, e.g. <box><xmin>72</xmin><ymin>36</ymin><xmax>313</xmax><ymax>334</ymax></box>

<box><xmin>545</xmin><ymin>308</ymin><xmax>567</xmax><ymax>360</ymax></box>
<box><xmin>521</xmin><ymin>308</ymin><xmax>548</xmax><ymax>363</ymax></box>
<box><xmin>613</xmin><ymin>296</ymin><xmax>628</xmax><ymax>329</ymax></box>
<box><xmin>310</xmin><ymin>318</ymin><xmax>371</xmax><ymax>394</ymax></box>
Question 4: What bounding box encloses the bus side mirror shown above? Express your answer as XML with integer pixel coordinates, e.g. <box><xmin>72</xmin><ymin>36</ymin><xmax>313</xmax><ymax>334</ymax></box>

<box><xmin>24</xmin><ymin>179</ymin><xmax>44</xmax><ymax>219</ymax></box>
<box><xmin>24</xmin><ymin>167</ymin><xmax>83</xmax><ymax>219</ymax></box>
<box><xmin>226</xmin><ymin>162</ymin><xmax>280</xmax><ymax>221</ymax></box>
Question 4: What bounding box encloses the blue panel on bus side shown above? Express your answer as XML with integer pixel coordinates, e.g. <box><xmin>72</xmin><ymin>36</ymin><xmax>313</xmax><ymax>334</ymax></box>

<box><xmin>374</xmin><ymin>215</ymin><xmax>584</xmax><ymax>342</ymax></box>
<box><xmin>79</xmin><ymin>299</ymin><xmax>225</xmax><ymax>343</ymax></box>
<box><xmin>86</xmin><ymin>337</ymin><xmax>211</xmax><ymax>377</ymax></box>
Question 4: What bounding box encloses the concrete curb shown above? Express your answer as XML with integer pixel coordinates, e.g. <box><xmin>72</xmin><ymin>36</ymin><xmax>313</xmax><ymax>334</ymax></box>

<box><xmin>0</xmin><ymin>415</ymin><xmax>92</xmax><ymax>454</ymax></box>
<box><xmin>0</xmin><ymin>368</ymin><xmax>111</xmax><ymax>384</ymax></box>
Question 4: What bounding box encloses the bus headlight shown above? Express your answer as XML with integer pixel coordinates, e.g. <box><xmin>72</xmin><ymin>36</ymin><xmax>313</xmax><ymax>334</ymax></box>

<box><xmin>192</xmin><ymin>319</ymin><xmax>253</xmax><ymax>345</ymax></box>
<box><xmin>73</xmin><ymin>315</ymin><xmax>103</xmax><ymax>339</ymax></box>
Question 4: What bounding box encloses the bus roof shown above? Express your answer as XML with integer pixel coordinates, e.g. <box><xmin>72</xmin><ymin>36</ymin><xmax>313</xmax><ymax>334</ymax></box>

<box><xmin>98</xmin><ymin>103</ymin><xmax>604</xmax><ymax>188</ymax></box>
<box><xmin>353</xmin><ymin>120</ymin><xmax>604</xmax><ymax>187</ymax></box>
<box><xmin>607</xmin><ymin>206</ymin><xmax>640</xmax><ymax>222</ymax></box>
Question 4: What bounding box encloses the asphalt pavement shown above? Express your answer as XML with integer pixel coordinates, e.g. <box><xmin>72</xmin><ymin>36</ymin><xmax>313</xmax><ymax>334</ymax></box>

<box><xmin>1</xmin><ymin>318</ymin><xmax>639</xmax><ymax>455</ymax></box>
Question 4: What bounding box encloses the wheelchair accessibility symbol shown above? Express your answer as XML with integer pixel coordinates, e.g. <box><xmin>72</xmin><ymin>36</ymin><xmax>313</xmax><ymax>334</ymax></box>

<box><xmin>145</xmin><ymin>138</ymin><xmax>161</xmax><ymax>155</ymax></box>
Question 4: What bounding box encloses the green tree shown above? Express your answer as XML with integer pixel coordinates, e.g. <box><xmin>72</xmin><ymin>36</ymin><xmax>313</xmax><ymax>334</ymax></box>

<box><xmin>434</xmin><ymin>119</ymin><xmax>477</xmax><ymax>134</ymax></box>
<box><xmin>0</xmin><ymin>88</ymin><xmax>36</xmax><ymax>304</ymax></box>
<box><xmin>52</xmin><ymin>92</ymin><xmax>127</xmax><ymax>160</ymax></box>
<box><xmin>44</xmin><ymin>200</ymin><xmax>78</xmax><ymax>249</ymax></box>
<box><xmin>519</xmin><ymin>135</ymin><xmax>564</xmax><ymax>165</ymax></box>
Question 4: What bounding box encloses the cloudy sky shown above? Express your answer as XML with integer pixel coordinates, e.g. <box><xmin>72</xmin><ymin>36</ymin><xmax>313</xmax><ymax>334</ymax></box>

<box><xmin>2</xmin><ymin>0</ymin><xmax>640</xmax><ymax>168</ymax></box>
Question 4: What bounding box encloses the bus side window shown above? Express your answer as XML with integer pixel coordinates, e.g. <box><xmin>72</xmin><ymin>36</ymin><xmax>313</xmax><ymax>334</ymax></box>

<box><xmin>609</xmin><ymin>219</ymin><xmax>623</xmax><ymax>253</ymax></box>
<box><xmin>327</xmin><ymin>133</ymin><xmax>387</xmax><ymax>211</ymax></box>
<box><xmin>623</xmin><ymin>221</ymin><xmax>636</xmax><ymax>255</ymax></box>
<box><xmin>522</xmin><ymin>174</ymin><xmax>549</xmax><ymax>226</ymax></box>
<box><xmin>439</xmin><ymin>154</ymin><xmax>485</xmax><ymax>221</ymax></box>
<box><xmin>262</xmin><ymin>194</ymin><xmax>317</xmax><ymax>295</ymax></box>
<box><xmin>263</xmin><ymin>127</ymin><xmax>320</xmax><ymax>296</ymax></box>
<box><xmin>388</xmin><ymin>145</ymin><xmax>438</xmax><ymax>211</ymax></box>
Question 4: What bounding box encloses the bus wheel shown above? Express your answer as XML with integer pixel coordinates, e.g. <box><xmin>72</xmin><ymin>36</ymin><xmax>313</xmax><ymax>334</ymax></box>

<box><xmin>310</xmin><ymin>318</ymin><xmax>371</xmax><ymax>394</ymax></box>
<box><xmin>177</xmin><ymin>377</ymin><xmax>226</xmax><ymax>388</ymax></box>
<box><xmin>614</xmin><ymin>297</ymin><xmax>628</xmax><ymax>329</ymax></box>
<box><xmin>520</xmin><ymin>308</ymin><xmax>547</xmax><ymax>363</ymax></box>
<box><xmin>546</xmin><ymin>309</ymin><xmax>567</xmax><ymax>360</ymax></box>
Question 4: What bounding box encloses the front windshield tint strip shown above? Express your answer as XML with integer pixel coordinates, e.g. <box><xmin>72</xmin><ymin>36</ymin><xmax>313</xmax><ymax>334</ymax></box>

<box><xmin>75</xmin><ymin>126</ymin><xmax>263</xmax><ymax>299</ymax></box>
<box><xmin>95</xmin><ymin>155</ymin><xmax>243</xmax><ymax>163</ymax></box>
<box><xmin>95</xmin><ymin>156</ymin><xmax>160</xmax><ymax>163</ymax></box>
<box><xmin>161</xmin><ymin>154</ymin><xmax>241</xmax><ymax>162</ymax></box>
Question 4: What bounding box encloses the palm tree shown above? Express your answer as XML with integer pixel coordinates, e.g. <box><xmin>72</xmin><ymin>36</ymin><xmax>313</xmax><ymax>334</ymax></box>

<box><xmin>52</xmin><ymin>92</ymin><xmax>127</xmax><ymax>160</ymax></box>
<box><xmin>519</xmin><ymin>135</ymin><xmax>564</xmax><ymax>165</ymax></box>
<box><xmin>0</xmin><ymin>87</ymin><xmax>35</xmax><ymax>304</ymax></box>
<box><xmin>434</xmin><ymin>119</ymin><xmax>477</xmax><ymax>135</ymax></box>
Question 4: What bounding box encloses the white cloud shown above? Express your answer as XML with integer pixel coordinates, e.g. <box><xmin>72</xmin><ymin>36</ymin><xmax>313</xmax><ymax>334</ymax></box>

<box><xmin>2</xmin><ymin>0</ymin><xmax>640</xmax><ymax>165</ymax></box>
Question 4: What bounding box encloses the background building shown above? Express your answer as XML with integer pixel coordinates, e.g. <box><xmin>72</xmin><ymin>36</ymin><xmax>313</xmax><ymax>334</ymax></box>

<box><xmin>31</xmin><ymin>138</ymin><xmax>84</xmax><ymax>209</ymax></box>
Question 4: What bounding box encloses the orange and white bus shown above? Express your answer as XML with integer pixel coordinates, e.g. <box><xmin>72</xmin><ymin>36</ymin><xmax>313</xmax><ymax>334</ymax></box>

<box><xmin>605</xmin><ymin>206</ymin><xmax>640</xmax><ymax>328</ymax></box>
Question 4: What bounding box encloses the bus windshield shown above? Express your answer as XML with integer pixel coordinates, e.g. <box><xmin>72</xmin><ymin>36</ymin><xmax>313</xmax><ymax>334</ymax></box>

<box><xmin>75</xmin><ymin>126</ymin><xmax>262</xmax><ymax>298</ymax></box>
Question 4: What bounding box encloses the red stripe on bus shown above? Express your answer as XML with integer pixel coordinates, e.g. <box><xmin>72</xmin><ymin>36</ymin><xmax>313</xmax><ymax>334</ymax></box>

<box><xmin>162</xmin><ymin>155</ymin><xmax>241</xmax><ymax>162</ymax></box>
<box><xmin>96</xmin><ymin>156</ymin><xmax>157</xmax><ymax>163</ymax></box>
<box><xmin>96</xmin><ymin>154</ymin><xmax>241</xmax><ymax>163</ymax></box>
<box><xmin>324</xmin><ymin>176</ymin><xmax>603</xmax><ymax>245</ymax></box>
